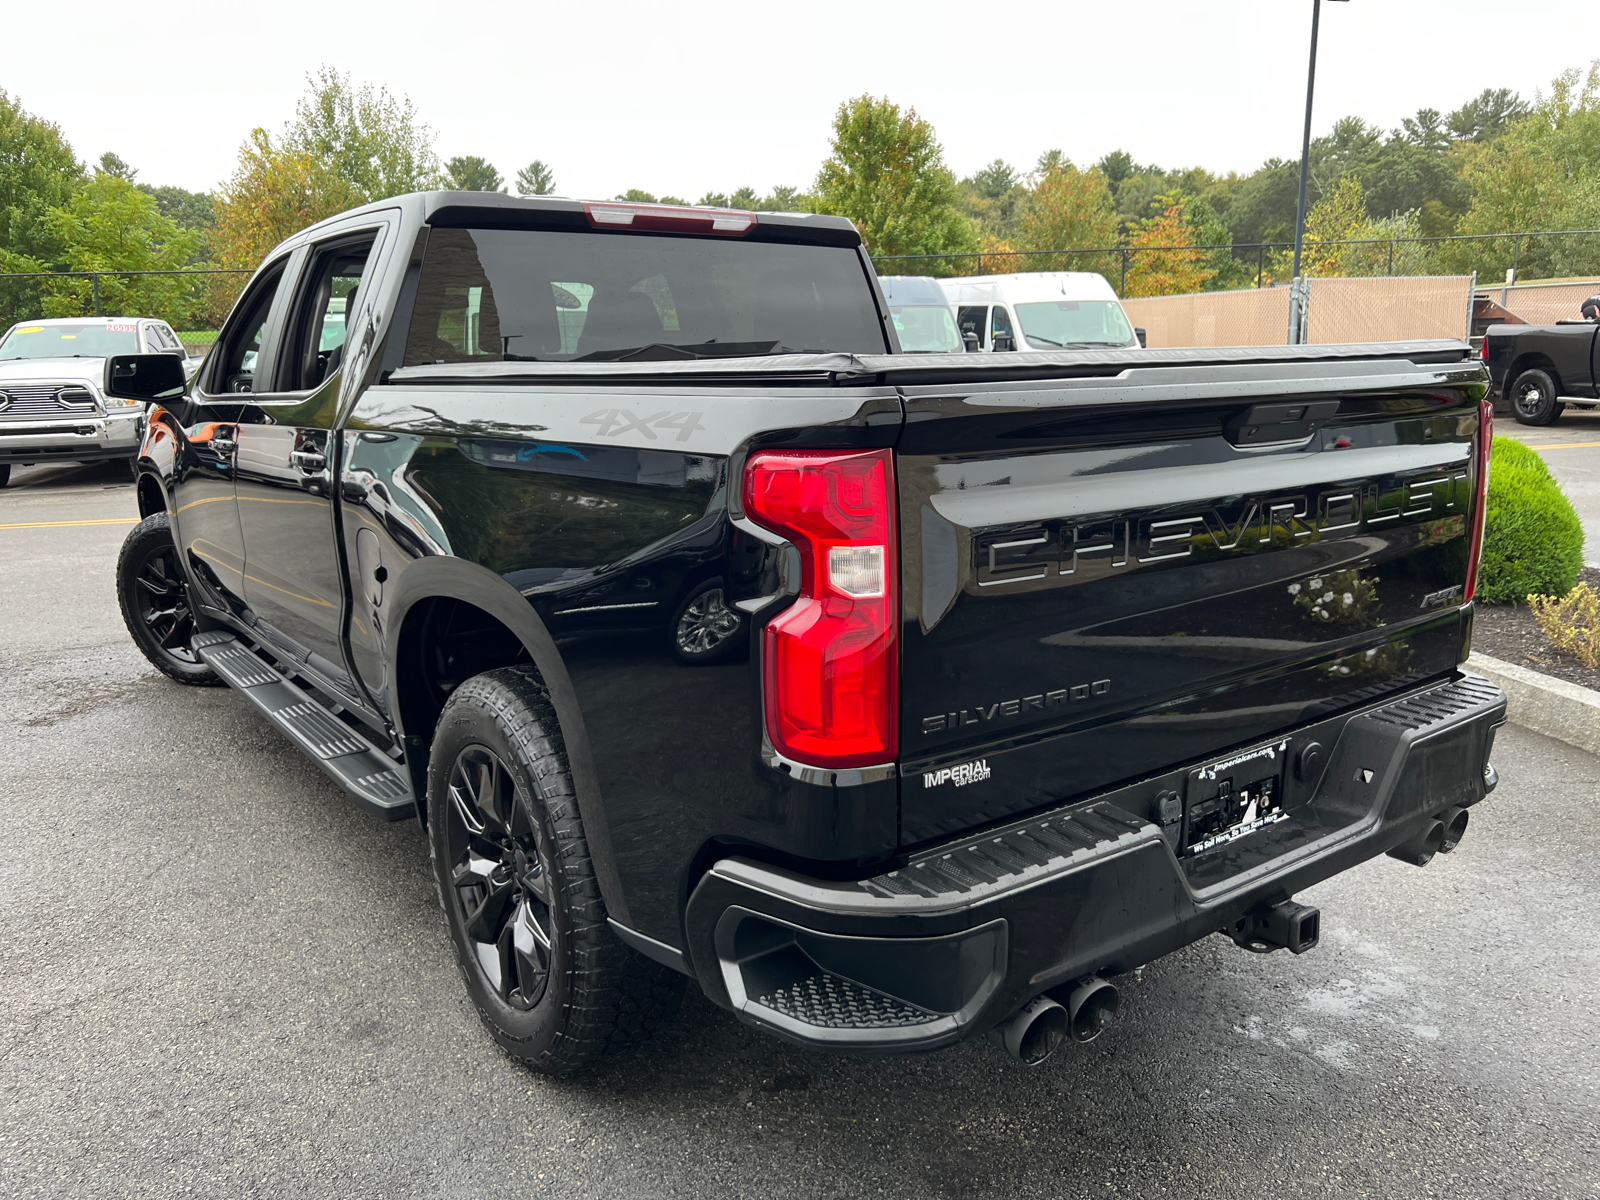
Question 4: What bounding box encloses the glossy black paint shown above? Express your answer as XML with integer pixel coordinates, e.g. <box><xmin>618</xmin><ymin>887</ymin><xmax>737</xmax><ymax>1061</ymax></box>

<box><xmin>1483</xmin><ymin>319</ymin><xmax>1599</xmax><ymax>406</ymax></box>
<box><xmin>134</xmin><ymin>190</ymin><xmax>1498</xmax><ymax>1011</ymax></box>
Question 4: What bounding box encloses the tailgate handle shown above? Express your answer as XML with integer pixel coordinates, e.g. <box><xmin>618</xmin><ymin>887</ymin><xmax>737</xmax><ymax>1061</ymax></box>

<box><xmin>1226</xmin><ymin>400</ymin><xmax>1340</xmax><ymax>446</ymax></box>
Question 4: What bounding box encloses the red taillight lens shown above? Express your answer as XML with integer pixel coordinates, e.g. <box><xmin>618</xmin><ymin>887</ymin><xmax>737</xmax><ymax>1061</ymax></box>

<box><xmin>1480</xmin><ymin>335</ymin><xmax>1489</xmax><ymax>361</ymax></box>
<box><xmin>581</xmin><ymin>201</ymin><xmax>756</xmax><ymax>236</ymax></box>
<box><xmin>1464</xmin><ymin>397</ymin><xmax>1493</xmax><ymax>601</ymax></box>
<box><xmin>743</xmin><ymin>449</ymin><xmax>898</xmax><ymax>768</ymax></box>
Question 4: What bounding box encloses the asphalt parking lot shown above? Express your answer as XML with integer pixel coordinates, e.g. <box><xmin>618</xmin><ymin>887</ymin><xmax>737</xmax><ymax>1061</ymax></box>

<box><xmin>2</xmin><ymin>459</ymin><xmax>1598</xmax><ymax>1200</ymax></box>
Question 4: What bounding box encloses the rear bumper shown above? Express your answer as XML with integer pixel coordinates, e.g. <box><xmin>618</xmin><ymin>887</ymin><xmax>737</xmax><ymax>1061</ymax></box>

<box><xmin>685</xmin><ymin>672</ymin><xmax>1506</xmax><ymax>1053</ymax></box>
<box><xmin>0</xmin><ymin>411</ymin><xmax>143</xmax><ymax>462</ymax></box>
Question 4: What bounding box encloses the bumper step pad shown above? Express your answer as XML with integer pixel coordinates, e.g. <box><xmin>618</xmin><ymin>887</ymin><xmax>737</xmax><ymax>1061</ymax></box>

<box><xmin>193</xmin><ymin>630</ymin><xmax>415</xmax><ymax>820</ymax></box>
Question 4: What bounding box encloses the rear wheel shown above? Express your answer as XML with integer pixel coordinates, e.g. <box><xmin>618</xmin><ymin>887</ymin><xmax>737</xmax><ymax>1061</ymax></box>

<box><xmin>1510</xmin><ymin>368</ymin><xmax>1564</xmax><ymax>425</ymax></box>
<box><xmin>116</xmin><ymin>513</ymin><xmax>222</xmax><ymax>686</ymax></box>
<box><xmin>427</xmin><ymin>666</ymin><xmax>682</xmax><ymax>1073</ymax></box>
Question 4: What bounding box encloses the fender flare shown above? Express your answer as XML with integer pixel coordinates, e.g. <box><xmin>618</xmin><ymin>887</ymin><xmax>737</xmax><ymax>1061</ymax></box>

<box><xmin>383</xmin><ymin>556</ymin><xmax>631</xmax><ymax>927</ymax></box>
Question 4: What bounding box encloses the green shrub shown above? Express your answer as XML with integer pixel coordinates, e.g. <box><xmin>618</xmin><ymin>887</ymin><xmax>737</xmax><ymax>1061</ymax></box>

<box><xmin>1477</xmin><ymin>436</ymin><xmax>1585</xmax><ymax>604</ymax></box>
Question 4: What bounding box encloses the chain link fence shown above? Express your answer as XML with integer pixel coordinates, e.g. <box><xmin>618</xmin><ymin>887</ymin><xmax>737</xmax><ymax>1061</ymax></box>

<box><xmin>873</xmin><ymin>229</ymin><xmax>1600</xmax><ymax>298</ymax></box>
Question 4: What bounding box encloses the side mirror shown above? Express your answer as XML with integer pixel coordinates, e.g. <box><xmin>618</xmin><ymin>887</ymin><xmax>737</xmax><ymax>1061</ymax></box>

<box><xmin>962</xmin><ymin>331</ymin><xmax>981</xmax><ymax>352</ymax></box>
<box><xmin>1134</xmin><ymin>327</ymin><xmax>1148</xmax><ymax>348</ymax></box>
<box><xmin>104</xmin><ymin>354</ymin><xmax>188</xmax><ymax>403</ymax></box>
<box><xmin>993</xmin><ymin>334</ymin><xmax>1015</xmax><ymax>352</ymax></box>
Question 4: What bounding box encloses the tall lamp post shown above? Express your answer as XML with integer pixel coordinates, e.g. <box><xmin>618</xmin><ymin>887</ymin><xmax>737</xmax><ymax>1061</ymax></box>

<box><xmin>1288</xmin><ymin>0</ymin><xmax>1348</xmax><ymax>343</ymax></box>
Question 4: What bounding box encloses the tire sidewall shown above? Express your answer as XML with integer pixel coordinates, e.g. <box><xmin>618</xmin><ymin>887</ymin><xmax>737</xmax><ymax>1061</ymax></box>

<box><xmin>427</xmin><ymin>683</ymin><xmax>573</xmax><ymax>1061</ymax></box>
<box><xmin>1511</xmin><ymin>369</ymin><xmax>1560</xmax><ymax>425</ymax></box>
<box><xmin>116</xmin><ymin>513</ymin><xmax>219</xmax><ymax>684</ymax></box>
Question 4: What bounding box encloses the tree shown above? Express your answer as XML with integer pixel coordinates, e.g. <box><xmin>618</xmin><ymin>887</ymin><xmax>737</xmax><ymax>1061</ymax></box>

<box><xmin>1399</xmin><ymin>108</ymin><xmax>1450</xmax><ymax>153</ymax></box>
<box><xmin>1012</xmin><ymin>164</ymin><xmax>1119</xmax><ymax>278</ymax></box>
<box><xmin>1123</xmin><ymin>194</ymin><xmax>1214</xmax><ymax>298</ymax></box>
<box><xmin>212</xmin><ymin>127</ymin><xmax>363</xmax><ymax>270</ymax></box>
<box><xmin>616</xmin><ymin>189</ymin><xmax>658</xmax><ymax>202</ymax></box>
<box><xmin>970</xmin><ymin>159</ymin><xmax>1019</xmax><ymax>199</ymax></box>
<box><xmin>96</xmin><ymin>152</ymin><xmax>137</xmax><ymax>181</ymax></box>
<box><xmin>515</xmin><ymin>161</ymin><xmax>556</xmax><ymax>196</ymax></box>
<box><xmin>39</xmin><ymin>174</ymin><xmax>199</xmax><ymax>322</ymax></box>
<box><xmin>139</xmin><ymin>186</ymin><xmax>214</xmax><ymax>235</ymax></box>
<box><xmin>0</xmin><ymin>89</ymin><xmax>83</xmax><ymax>267</ymax></box>
<box><xmin>446</xmin><ymin>155</ymin><xmax>505</xmax><ymax>192</ymax></box>
<box><xmin>1447</xmin><ymin>87</ymin><xmax>1531</xmax><ymax>142</ymax></box>
<box><xmin>284</xmin><ymin>67</ymin><xmax>440</xmax><ymax>201</ymax></box>
<box><xmin>1451</xmin><ymin>63</ymin><xmax>1600</xmax><ymax>278</ymax></box>
<box><xmin>811</xmin><ymin>95</ymin><xmax>979</xmax><ymax>260</ymax></box>
<box><xmin>1095</xmin><ymin>150</ymin><xmax>1137</xmax><ymax>194</ymax></box>
<box><xmin>1034</xmin><ymin>149</ymin><xmax>1070</xmax><ymax>177</ymax></box>
<box><xmin>1298</xmin><ymin>174</ymin><xmax>1371</xmax><ymax>277</ymax></box>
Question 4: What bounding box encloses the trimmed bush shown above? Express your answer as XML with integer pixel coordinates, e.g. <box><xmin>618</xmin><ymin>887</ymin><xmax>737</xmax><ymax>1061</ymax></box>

<box><xmin>1477</xmin><ymin>436</ymin><xmax>1585</xmax><ymax>605</ymax></box>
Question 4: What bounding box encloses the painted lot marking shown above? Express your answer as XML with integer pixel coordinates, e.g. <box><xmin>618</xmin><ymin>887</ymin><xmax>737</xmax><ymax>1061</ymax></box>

<box><xmin>0</xmin><ymin>517</ymin><xmax>139</xmax><ymax>530</ymax></box>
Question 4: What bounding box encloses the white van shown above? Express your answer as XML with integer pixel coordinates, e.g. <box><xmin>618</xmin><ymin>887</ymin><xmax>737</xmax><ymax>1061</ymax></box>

<box><xmin>938</xmin><ymin>272</ymin><xmax>1141</xmax><ymax>352</ymax></box>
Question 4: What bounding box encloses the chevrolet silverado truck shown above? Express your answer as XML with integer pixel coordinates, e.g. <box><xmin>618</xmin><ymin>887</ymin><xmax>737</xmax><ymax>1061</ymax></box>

<box><xmin>110</xmin><ymin>192</ymin><xmax>1505</xmax><ymax>1073</ymax></box>
<box><xmin>0</xmin><ymin>316</ymin><xmax>195</xmax><ymax>487</ymax></box>
<box><xmin>1482</xmin><ymin>303</ymin><xmax>1600</xmax><ymax>425</ymax></box>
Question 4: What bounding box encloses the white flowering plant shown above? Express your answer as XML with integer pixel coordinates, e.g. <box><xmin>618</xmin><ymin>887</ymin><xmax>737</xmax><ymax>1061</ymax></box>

<box><xmin>1288</xmin><ymin>568</ymin><xmax>1380</xmax><ymax>627</ymax></box>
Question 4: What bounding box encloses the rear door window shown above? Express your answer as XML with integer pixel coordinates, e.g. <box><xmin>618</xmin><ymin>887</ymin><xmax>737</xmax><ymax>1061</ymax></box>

<box><xmin>402</xmin><ymin>227</ymin><xmax>886</xmax><ymax>364</ymax></box>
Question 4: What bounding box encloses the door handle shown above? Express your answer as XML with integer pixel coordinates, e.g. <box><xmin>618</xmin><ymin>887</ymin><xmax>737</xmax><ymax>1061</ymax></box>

<box><xmin>291</xmin><ymin>449</ymin><xmax>327</xmax><ymax>471</ymax></box>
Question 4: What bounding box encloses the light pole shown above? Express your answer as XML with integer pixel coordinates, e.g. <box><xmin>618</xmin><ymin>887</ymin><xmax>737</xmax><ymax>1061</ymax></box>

<box><xmin>1288</xmin><ymin>0</ymin><xmax>1348</xmax><ymax>343</ymax></box>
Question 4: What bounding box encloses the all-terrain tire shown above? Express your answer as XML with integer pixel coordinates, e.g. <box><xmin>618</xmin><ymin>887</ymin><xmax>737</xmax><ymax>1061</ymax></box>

<box><xmin>116</xmin><ymin>512</ymin><xmax>223</xmax><ymax>686</ymax></box>
<box><xmin>1509</xmin><ymin>368</ymin><xmax>1565</xmax><ymax>426</ymax></box>
<box><xmin>427</xmin><ymin>665</ymin><xmax>683</xmax><ymax>1074</ymax></box>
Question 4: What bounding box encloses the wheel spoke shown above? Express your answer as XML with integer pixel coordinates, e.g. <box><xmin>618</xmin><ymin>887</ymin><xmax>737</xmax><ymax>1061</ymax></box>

<box><xmin>459</xmin><ymin>867</ymin><xmax>516</xmax><ymax>944</ymax></box>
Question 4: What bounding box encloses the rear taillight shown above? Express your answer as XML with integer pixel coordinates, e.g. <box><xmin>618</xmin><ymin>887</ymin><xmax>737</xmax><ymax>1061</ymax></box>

<box><xmin>743</xmin><ymin>449</ymin><xmax>898</xmax><ymax>768</ymax></box>
<box><xmin>1480</xmin><ymin>336</ymin><xmax>1489</xmax><ymax>360</ymax></box>
<box><xmin>1463</xmin><ymin>397</ymin><xmax>1493</xmax><ymax>601</ymax></box>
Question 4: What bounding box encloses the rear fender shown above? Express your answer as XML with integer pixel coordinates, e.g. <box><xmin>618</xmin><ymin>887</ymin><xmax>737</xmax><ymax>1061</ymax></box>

<box><xmin>383</xmin><ymin>556</ymin><xmax>629</xmax><ymax>925</ymax></box>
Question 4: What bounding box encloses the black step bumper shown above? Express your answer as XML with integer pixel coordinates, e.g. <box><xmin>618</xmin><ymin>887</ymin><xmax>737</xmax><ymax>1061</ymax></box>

<box><xmin>684</xmin><ymin>672</ymin><xmax>1506</xmax><ymax>1053</ymax></box>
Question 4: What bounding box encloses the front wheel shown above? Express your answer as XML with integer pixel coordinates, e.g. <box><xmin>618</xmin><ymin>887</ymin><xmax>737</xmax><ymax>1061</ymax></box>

<box><xmin>1510</xmin><ymin>368</ymin><xmax>1564</xmax><ymax>425</ymax></box>
<box><xmin>427</xmin><ymin>666</ymin><xmax>682</xmax><ymax>1073</ymax></box>
<box><xmin>116</xmin><ymin>513</ymin><xmax>223</xmax><ymax>686</ymax></box>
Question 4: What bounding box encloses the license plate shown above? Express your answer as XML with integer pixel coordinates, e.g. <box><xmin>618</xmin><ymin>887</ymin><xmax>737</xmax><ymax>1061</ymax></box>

<box><xmin>1181</xmin><ymin>738</ymin><xmax>1290</xmax><ymax>856</ymax></box>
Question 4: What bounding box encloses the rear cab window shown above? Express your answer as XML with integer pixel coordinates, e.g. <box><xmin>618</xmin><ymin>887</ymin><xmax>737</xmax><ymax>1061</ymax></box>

<box><xmin>402</xmin><ymin>227</ymin><xmax>887</xmax><ymax>365</ymax></box>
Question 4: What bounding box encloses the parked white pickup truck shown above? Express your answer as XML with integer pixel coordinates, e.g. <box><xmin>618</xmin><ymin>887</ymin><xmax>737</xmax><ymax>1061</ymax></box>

<box><xmin>0</xmin><ymin>316</ymin><xmax>196</xmax><ymax>487</ymax></box>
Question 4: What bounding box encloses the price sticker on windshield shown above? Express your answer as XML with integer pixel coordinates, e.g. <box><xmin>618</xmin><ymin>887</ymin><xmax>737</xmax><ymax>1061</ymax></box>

<box><xmin>107</xmin><ymin>324</ymin><xmax>138</xmax><ymax>332</ymax></box>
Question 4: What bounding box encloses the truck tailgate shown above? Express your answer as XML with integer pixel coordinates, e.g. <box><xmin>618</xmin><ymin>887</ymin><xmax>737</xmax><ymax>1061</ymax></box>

<box><xmin>891</xmin><ymin>346</ymin><xmax>1487</xmax><ymax>845</ymax></box>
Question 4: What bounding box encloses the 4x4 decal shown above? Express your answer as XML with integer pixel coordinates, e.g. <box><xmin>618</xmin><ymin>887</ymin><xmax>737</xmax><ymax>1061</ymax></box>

<box><xmin>579</xmin><ymin>408</ymin><xmax>705</xmax><ymax>442</ymax></box>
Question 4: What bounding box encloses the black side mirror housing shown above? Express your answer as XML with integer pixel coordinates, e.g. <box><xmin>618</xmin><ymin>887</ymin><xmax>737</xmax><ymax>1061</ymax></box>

<box><xmin>1134</xmin><ymin>326</ymin><xmax>1148</xmax><ymax>348</ymax></box>
<box><xmin>104</xmin><ymin>354</ymin><xmax>188</xmax><ymax>403</ymax></box>
<box><xmin>962</xmin><ymin>331</ymin><xmax>981</xmax><ymax>352</ymax></box>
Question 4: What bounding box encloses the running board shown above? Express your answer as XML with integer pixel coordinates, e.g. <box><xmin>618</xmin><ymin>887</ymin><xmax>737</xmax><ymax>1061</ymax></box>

<box><xmin>1557</xmin><ymin>396</ymin><xmax>1600</xmax><ymax>408</ymax></box>
<box><xmin>192</xmin><ymin>630</ymin><xmax>415</xmax><ymax>821</ymax></box>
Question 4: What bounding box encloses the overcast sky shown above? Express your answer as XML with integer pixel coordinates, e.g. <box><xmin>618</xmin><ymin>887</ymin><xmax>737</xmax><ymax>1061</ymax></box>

<box><xmin>7</xmin><ymin>0</ymin><xmax>1598</xmax><ymax>201</ymax></box>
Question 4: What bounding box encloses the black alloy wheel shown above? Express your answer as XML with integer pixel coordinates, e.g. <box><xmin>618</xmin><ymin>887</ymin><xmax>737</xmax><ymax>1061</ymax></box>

<box><xmin>426</xmin><ymin>666</ymin><xmax>682</xmax><ymax>1073</ymax></box>
<box><xmin>671</xmin><ymin>582</ymin><xmax>744</xmax><ymax>663</ymax></box>
<box><xmin>442</xmin><ymin>745</ymin><xmax>556</xmax><ymax>1012</ymax></box>
<box><xmin>115</xmin><ymin>513</ymin><xmax>222</xmax><ymax>685</ymax></box>
<box><xmin>1510</xmin><ymin>368</ymin><xmax>1564</xmax><ymax>426</ymax></box>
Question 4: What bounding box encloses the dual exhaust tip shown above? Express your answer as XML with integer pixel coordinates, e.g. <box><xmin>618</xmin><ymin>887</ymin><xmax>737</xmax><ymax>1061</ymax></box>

<box><xmin>990</xmin><ymin>977</ymin><xmax>1120</xmax><ymax>1066</ymax></box>
<box><xmin>1387</xmin><ymin>805</ymin><xmax>1470</xmax><ymax>867</ymax></box>
<box><xmin>993</xmin><ymin>805</ymin><xmax>1473</xmax><ymax>1066</ymax></box>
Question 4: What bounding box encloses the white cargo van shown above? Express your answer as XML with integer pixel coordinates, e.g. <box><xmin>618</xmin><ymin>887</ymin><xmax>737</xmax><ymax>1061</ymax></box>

<box><xmin>938</xmin><ymin>272</ymin><xmax>1141</xmax><ymax>351</ymax></box>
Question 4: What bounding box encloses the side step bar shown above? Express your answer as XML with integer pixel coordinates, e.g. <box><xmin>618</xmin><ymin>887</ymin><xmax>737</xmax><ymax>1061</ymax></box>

<box><xmin>192</xmin><ymin>630</ymin><xmax>416</xmax><ymax>821</ymax></box>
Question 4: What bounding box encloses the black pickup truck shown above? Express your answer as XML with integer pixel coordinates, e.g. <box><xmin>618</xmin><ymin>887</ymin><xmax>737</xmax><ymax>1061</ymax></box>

<box><xmin>109</xmin><ymin>192</ymin><xmax>1505</xmax><ymax>1073</ymax></box>
<box><xmin>1482</xmin><ymin>306</ymin><xmax>1600</xmax><ymax>425</ymax></box>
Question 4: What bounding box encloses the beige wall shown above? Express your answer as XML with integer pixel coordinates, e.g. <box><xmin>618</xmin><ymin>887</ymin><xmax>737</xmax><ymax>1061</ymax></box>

<box><xmin>1498</xmin><ymin>280</ymin><xmax>1600</xmax><ymax>325</ymax></box>
<box><xmin>1123</xmin><ymin>276</ymin><xmax>1475</xmax><ymax>348</ymax></box>
<box><xmin>1121</xmin><ymin>287</ymin><xmax>1291</xmax><ymax>348</ymax></box>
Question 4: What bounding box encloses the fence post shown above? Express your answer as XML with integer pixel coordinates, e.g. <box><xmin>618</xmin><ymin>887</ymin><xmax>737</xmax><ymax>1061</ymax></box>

<box><xmin>1466</xmin><ymin>270</ymin><xmax>1477</xmax><ymax>341</ymax></box>
<box><xmin>1387</xmin><ymin>240</ymin><xmax>1394</xmax><ymax>277</ymax></box>
<box><xmin>1257</xmin><ymin>244</ymin><xmax>1264</xmax><ymax>289</ymax></box>
<box><xmin>91</xmin><ymin>273</ymin><xmax>101</xmax><ymax>317</ymax></box>
<box><xmin>1119</xmin><ymin>249</ymin><xmax>1129</xmax><ymax>299</ymax></box>
<box><xmin>1510</xmin><ymin>233</ymin><xmax>1521</xmax><ymax>287</ymax></box>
